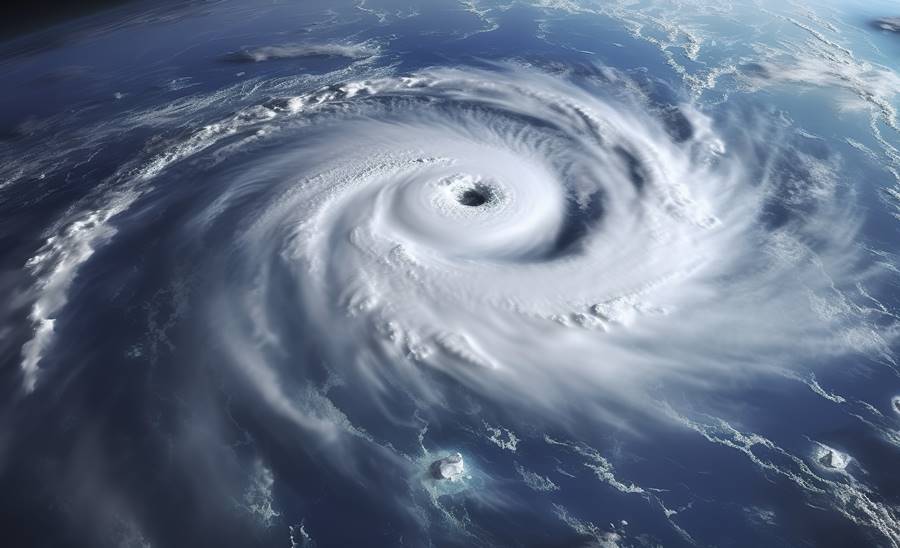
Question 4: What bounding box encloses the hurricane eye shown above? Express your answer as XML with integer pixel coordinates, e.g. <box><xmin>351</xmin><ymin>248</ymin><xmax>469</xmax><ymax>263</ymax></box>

<box><xmin>458</xmin><ymin>188</ymin><xmax>488</xmax><ymax>206</ymax></box>
<box><xmin>447</xmin><ymin>180</ymin><xmax>496</xmax><ymax>208</ymax></box>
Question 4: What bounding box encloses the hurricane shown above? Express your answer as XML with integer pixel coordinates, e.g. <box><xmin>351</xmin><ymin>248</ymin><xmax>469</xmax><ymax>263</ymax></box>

<box><xmin>2</xmin><ymin>1</ymin><xmax>900</xmax><ymax>547</ymax></box>
<box><xmin>188</xmin><ymin>64</ymin><xmax>879</xmax><ymax>425</ymax></box>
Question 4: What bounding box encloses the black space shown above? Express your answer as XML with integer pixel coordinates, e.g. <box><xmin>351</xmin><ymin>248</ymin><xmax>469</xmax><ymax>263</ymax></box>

<box><xmin>1</xmin><ymin>0</ymin><xmax>133</xmax><ymax>38</ymax></box>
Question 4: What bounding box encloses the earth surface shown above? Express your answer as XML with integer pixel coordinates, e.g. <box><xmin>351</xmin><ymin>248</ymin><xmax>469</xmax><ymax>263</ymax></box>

<box><xmin>1</xmin><ymin>1</ymin><xmax>900</xmax><ymax>547</ymax></box>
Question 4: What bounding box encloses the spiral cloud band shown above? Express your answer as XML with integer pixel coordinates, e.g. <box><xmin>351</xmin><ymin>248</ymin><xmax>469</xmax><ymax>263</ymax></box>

<box><xmin>189</xmin><ymin>66</ymin><xmax>881</xmax><ymax>421</ymax></box>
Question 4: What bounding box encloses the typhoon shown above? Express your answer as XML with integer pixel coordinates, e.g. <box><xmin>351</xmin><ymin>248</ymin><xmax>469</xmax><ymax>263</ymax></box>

<box><xmin>1</xmin><ymin>1</ymin><xmax>900</xmax><ymax>547</ymax></box>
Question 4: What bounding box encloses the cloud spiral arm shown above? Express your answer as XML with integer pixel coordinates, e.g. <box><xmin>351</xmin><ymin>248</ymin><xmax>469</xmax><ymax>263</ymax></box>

<box><xmin>182</xmin><ymin>65</ymin><xmax>890</xmax><ymax>428</ymax></box>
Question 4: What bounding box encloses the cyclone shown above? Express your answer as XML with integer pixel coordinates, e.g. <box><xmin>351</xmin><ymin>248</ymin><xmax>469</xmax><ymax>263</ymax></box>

<box><xmin>188</xmin><ymin>66</ymin><xmax>870</xmax><ymax>424</ymax></box>
<box><xmin>2</xmin><ymin>2</ymin><xmax>900</xmax><ymax>547</ymax></box>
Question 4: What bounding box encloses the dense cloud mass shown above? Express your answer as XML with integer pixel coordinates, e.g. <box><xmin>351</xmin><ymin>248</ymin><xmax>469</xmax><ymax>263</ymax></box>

<box><xmin>874</xmin><ymin>17</ymin><xmax>900</xmax><ymax>34</ymax></box>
